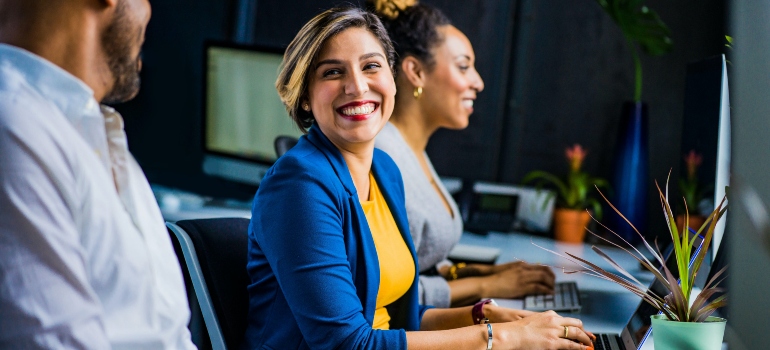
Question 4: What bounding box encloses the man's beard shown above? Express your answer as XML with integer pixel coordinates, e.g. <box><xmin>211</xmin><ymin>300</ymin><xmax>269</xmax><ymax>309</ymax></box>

<box><xmin>101</xmin><ymin>2</ymin><xmax>142</xmax><ymax>105</ymax></box>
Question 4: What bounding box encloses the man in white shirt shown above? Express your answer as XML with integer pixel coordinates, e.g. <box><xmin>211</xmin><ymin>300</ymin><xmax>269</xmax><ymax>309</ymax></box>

<box><xmin>0</xmin><ymin>0</ymin><xmax>196</xmax><ymax>348</ymax></box>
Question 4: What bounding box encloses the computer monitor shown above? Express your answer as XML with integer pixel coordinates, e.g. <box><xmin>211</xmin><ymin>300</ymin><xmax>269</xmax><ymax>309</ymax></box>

<box><xmin>679</xmin><ymin>54</ymin><xmax>731</xmax><ymax>255</ymax></box>
<box><xmin>202</xmin><ymin>42</ymin><xmax>304</xmax><ymax>186</ymax></box>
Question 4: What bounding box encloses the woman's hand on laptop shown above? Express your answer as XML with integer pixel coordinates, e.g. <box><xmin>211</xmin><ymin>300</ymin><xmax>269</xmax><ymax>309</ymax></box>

<box><xmin>492</xmin><ymin>311</ymin><xmax>595</xmax><ymax>350</ymax></box>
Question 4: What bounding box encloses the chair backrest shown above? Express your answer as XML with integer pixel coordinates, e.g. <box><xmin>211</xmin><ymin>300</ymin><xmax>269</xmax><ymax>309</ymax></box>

<box><xmin>274</xmin><ymin>135</ymin><xmax>299</xmax><ymax>158</ymax></box>
<box><xmin>167</xmin><ymin>218</ymin><xmax>251</xmax><ymax>350</ymax></box>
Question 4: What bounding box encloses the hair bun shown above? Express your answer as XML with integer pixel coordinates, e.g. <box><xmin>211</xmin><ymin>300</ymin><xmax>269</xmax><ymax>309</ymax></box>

<box><xmin>370</xmin><ymin>0</ymin><xmax>417</xmax><ymax>20</ymax></box>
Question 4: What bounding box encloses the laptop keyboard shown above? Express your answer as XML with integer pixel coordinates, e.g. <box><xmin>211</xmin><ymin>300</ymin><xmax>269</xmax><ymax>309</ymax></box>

<box><xmin>523</xmin><ymin>281</ymin><xmax>581</xmax><ymax>312</ymax></box>
<box><xmin>592</xmin><ymin>333</ymin><xmax>617</xmax><ymax>350</ymax></box>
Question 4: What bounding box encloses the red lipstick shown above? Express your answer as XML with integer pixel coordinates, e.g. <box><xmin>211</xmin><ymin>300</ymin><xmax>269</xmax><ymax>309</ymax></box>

<box><xmin>336</xmin><ymin>100</ymin><xmax>379</xmax><ymax>121</ymax></box>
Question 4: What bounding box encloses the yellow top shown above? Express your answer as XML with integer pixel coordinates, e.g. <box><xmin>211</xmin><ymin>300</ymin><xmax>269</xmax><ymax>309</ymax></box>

<box><xmin>360</xmin><ymin>173</ymin><xmax>416</xmax><ymax>330</ymax></box>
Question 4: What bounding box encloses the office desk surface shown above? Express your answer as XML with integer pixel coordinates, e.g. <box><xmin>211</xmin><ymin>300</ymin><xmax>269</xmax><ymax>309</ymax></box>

<box><xmin>459</xmin><ymin>231</ymin><xmax>656</xmax><ymax>335</ymax></box>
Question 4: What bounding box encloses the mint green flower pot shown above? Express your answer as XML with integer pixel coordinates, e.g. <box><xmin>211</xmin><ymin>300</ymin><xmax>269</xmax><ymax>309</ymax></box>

<box><xmin>650</xmin><ymin>314</ymin><xmax>726</xmax><ymax>350</ymax></box>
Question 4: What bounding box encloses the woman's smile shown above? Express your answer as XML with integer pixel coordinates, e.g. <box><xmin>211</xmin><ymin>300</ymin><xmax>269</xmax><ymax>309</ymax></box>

<box><xmin>337</xmin><ymin>100</ymin><xmax>380</xmax><ymax>121</ymax></box>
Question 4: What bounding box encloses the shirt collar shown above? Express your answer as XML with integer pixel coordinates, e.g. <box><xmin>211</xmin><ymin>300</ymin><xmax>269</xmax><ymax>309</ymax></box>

<box><xmin>306</xmin><ymin>125</ymin><xmax>359</xmax><ymax>197</ymax></box>
<box><xmin>0</xmin><ymin>43</ymin><xmax>96</xmax><ymax>122</ymax></box>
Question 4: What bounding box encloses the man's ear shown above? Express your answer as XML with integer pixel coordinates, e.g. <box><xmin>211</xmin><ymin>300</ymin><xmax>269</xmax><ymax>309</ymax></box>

<box><xmin>400</xmin><ymin>56</ymin><xmax>427</xmax><ymax>88</ymax></box>
<box><xmin>92</xmin><ymin>0</ymin><xmax>118</xmax><ymax>13</ymax></box>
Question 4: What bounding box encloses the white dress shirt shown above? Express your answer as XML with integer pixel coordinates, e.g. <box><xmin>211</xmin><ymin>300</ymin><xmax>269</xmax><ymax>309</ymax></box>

<box><xmin>0</xmin><ymin>44</ymin><xmax>196</xmax><ymax>349</ymax></box>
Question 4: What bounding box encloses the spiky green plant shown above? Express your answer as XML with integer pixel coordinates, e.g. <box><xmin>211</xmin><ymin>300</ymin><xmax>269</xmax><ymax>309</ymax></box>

<box><xmin>543</xmin><ymin>177</ymin><xmax>727</xmax><ymax>322</ymax></box>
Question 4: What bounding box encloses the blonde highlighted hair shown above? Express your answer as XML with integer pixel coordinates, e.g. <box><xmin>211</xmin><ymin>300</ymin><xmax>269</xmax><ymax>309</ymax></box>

<box><xmin>276</xmin><ymin>6</ymin><xmax>396</xmax><ymax>132</ymax></box>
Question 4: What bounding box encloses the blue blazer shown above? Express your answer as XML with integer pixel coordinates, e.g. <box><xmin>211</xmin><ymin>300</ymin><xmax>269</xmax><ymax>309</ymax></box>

<box><xmin>243</xmin><ymin>125</ymin><xmax>430</xmax><ymax>350</ymax></box>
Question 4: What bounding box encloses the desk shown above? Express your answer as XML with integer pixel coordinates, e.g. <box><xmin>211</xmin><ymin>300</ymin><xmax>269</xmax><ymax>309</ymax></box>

<box><xmin>152</xmin><ymin>184</ymin><xmax>252</xmax><ymax>222</ymax></box>
<box><xmin>459</xmin><ymin>231</ymin><xmax>655</xmax><ymax>336</ymax></box>
<box><xmin>161</xmin><ymin>205</ymin><xmax>251</xmax><ymax>222</ymax></box>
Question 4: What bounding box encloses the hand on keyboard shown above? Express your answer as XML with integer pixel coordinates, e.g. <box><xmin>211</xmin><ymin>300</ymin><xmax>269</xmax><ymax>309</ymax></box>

<box><xmin>523</xmin><ymin>281</ymin><xmax>581</xmax><ymax>312</ymax></box>
<box><xmin>492</xmin><ymin>310</ymin><xmax>595</xmax><ymax>350</ymax></box>
<box><xmin>479</xmin><ymin>261</ymin><xmax>556</xmax><ymax>299</ymax></box>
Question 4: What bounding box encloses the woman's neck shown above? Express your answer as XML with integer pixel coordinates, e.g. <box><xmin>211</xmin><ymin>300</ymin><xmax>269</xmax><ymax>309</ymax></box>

<box><xmin>390</xmin><ymin>99</ymin><xmax>438</xmax><ymax>155</ymax></box>
<box><xmin>390</xmin><ymin>97</ymin><xmax>456</xmax><ymax>216</ymax></box>
<box><xmin>331</xmin><ymin>140</ymin><xmax>375</xmax><ymax>203</ymax></box>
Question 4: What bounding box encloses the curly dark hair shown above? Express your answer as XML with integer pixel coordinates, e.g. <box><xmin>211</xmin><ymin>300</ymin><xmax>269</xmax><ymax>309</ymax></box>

<box><xmin>368</xmin><ymin>2</ymin><xmax>451</xmax><ymax>68</ymax></box>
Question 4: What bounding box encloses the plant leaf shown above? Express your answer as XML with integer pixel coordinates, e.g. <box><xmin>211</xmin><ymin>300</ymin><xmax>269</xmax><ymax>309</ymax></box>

<box><xmin>694</xmin><ymin>295</ymin><xmax>727</xmax><ymax>322</ymax></box>
<box><xmin>702</xmin><ymin>265</ymin><xmax>728</xmax><ymax>291</ymax></box>
<box><xmin>690</xmin><ymin>197</ymin><xmax>728</xmax><ymax>290</ymax></box>
<box><xmin>591</xmin><ymin>246</ymin><xmax>648</xmax><ymax>288</ymax></box>
<box><xmin>585</xmin><ymin>209</ymin><xmax>668</xmax><ymax>283</ymax></box>
<box><xmin>522</xmin><ymin>170</ymin><xmax>569</xmax><ymax>206</ymax></box>
<box><xmin>689</xmin><ymin>287</ymin><xmax>725</xmax><ymax>321</ymax></box>
<box><xmin>595</xmin><ymin>187</ymin><xmax>650</xmax><ymax>249</ymax></box>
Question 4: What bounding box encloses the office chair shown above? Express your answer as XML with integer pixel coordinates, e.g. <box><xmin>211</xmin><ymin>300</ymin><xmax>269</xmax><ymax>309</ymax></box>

<box><xmin>274</xmin><ymin>135</ymin><xmax>299</xmax><ymax>158</ymax></box>
<box><xmin>167</xmin><ymin>218</ymin><xmax>251</xmax><ymax>350</ymax></box>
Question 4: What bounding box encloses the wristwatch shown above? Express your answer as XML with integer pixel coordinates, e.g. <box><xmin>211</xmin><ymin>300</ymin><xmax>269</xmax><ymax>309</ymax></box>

<box><xmin>472</xmin><ymin>299</ymin><xmax>498</xmax><ymax>324</ymax></box>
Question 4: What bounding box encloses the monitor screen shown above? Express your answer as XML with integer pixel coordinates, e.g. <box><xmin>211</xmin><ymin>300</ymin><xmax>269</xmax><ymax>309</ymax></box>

<box><xmin>479</xmin><ymin>193</ymin><xmax>517</xmax><ymax>213</ymax></box>
<box><xmin>679</xmin><ymin>54</ymin><xmax>730</xmax><ymax>254</ymax></box>
<box><xmin>203</xmin><ymin>43</ymin><xmax>304</xmax><ymax>185</ymax></box>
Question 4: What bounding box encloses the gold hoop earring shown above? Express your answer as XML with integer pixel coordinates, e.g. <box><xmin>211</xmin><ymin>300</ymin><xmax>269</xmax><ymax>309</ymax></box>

<box><xmin>413</xmin><ymin>86</ymin><xmax>423</xmax><ymax>99</ymax></box>
<box><xmin>302</xmin><ymin>102</ymin><xmax>310</xmax><ymax>111</ymax></box>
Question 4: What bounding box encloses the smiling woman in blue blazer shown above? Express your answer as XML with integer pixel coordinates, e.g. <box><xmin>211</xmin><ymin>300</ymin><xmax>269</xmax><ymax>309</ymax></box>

<box><xmin>243</xmin><ymin>5</ymin><xmax>593</xmax><ymax>350</ymax></box>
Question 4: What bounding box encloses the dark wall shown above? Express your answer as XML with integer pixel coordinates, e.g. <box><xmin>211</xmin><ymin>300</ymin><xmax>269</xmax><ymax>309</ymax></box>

<box><xmin>117</xmin><ymin>0</ymin><xmax>727</xmax><ymax>215</ymax></box>
<box><xmin>421</xmin><ymin>0</ymin><xmax>518</xmax><ymax>181</ymax></box>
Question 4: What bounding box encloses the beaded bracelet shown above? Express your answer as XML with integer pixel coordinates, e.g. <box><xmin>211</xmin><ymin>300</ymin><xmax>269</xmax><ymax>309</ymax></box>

<box><xmin>448</xmin><ymin>262</ymin><xmax>466</xmax><ymax>280</ymax></box>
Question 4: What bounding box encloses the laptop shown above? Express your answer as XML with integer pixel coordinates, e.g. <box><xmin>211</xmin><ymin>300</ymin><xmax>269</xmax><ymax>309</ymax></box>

<box><xmin>591</xmin><ymin>230</ymin><xmax>705</xmax><ymax>350</ymax></box>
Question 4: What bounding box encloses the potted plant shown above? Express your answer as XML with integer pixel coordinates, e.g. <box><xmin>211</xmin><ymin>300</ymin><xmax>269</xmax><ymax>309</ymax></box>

<box><xmin>554</xmin><ymin>178</ymin><xmax>727</xmax><ymax>350</ymax></box>
<box><xmin>595</xmin><ymin>0</ymin><xmax>673</xmax><ymax>244</ymax></box>
<box><xmin>522</xmin><ymin>144</ymin><xmax>610</xmax><ymax>243</ymax></box>
<box><xmin>677</xmin><ymin>150</ymin><xmax>710</xmax><ymax>232</ymax></box>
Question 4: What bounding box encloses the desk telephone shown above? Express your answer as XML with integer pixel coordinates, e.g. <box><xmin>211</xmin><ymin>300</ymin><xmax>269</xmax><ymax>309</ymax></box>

<box><xmin>456</xmin><ymin>180</ymin><xmax>555</xmax><ymax>234</ymax></box>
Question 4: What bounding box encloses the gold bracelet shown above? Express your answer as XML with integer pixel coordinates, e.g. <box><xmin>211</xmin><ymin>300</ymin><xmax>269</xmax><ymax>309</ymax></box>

<box><xmin>448</xmin><ymin>262</ymin><xmax>466</xmax><ymax>280</ymax></box>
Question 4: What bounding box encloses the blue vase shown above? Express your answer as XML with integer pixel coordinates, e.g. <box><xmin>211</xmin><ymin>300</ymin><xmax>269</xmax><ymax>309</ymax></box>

<box><xmin>610</xmin><ymin>101</ymin><xmax>649</xmax><ymax>245</ymax></box>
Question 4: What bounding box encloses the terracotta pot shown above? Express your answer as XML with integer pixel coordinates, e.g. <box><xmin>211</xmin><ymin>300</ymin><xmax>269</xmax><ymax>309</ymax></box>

<box><xmin>553</xmin><ymin>209</ymin><xmax>591</xmax><ymax>243</ymax></box>
<box><xmin>675</xmin><ymin>214</ymin><xmax>706</xmax><ymax>234</ymax></box>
